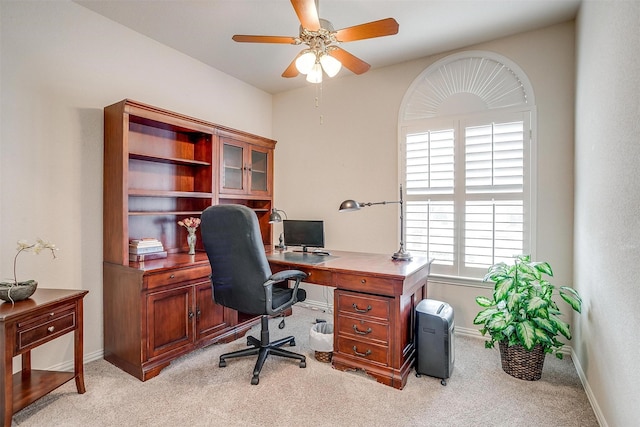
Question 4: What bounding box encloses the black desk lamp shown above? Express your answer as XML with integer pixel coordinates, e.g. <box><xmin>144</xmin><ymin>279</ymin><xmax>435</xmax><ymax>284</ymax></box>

<box><xmin>269</xmin><ymin>208</ymin><xmax>287</xmax><ymax>250</ymax></box>
<box><xmin>339</xmin><ymin>185</ymin><xmax>412</xmax><ymax>261</ymax></box>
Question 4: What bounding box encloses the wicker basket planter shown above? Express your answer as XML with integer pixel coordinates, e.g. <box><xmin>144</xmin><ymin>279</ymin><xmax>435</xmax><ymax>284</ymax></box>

<box><xmin>498</xmin><ymin>342</ymin><xmax>545</xmax><ymax>381</ymax></box>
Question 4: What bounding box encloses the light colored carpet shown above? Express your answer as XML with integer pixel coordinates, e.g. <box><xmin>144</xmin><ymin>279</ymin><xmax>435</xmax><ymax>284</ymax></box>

<box><xmin>13</xmin><ymin>306</ymin><xmax>598</xmax><ymax>426</ymax></box>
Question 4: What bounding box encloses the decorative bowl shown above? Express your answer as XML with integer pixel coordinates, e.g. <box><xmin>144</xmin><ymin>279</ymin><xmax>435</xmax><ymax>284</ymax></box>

<box><xmin>0</xmin><ymin>280</ymin><xmax>38</xmax><ymax>302</ymax></box>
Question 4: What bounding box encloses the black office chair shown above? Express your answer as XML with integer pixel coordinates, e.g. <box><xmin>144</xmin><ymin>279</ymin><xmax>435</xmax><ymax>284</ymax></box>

<box><xmin>201</xmin><ymin>204</ymin><xmax>307</xmax><ymax>385</ymax></box>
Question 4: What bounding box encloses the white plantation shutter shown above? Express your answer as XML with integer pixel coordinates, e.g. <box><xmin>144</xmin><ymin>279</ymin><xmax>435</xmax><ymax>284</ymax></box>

<box><xmin>465</xmin><ymin>122</ymin><xmax>524</xmax><ymax>193</ymax></box>
<box><xmin>406</xmin><ymin>130</ymin><xmax>455</xmax><ymax>195</ymax></box>
<box><xmin>402</xmin><ymin>112</ymin><xmax>531</xmax><ymax>278</ymax></box>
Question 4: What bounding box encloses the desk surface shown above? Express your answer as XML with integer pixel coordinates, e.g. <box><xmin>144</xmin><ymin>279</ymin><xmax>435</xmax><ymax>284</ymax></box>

<box><xmin>266</xmin><ymin>249</ymin><xmax>431</xmax><ymax>279</ymax></box>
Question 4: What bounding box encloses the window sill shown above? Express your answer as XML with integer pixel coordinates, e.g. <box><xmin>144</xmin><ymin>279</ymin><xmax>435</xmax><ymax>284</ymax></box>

<box><xmin>427</xmin><ymin>274</ymin><xmax>492</xmax><ymax>289</ymax></box>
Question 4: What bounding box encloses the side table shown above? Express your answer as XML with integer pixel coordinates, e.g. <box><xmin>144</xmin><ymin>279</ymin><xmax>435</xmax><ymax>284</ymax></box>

<box><xmin>0</xmin><ymin>288</ymin><xmax>88</xmax><ymax>426</ymax></box>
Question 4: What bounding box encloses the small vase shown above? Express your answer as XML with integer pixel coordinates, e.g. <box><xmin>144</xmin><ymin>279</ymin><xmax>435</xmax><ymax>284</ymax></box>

<box><xmin>187</xmin><ymin>231</ymin><xmax>196</xmax><ymax>255</ymax></box>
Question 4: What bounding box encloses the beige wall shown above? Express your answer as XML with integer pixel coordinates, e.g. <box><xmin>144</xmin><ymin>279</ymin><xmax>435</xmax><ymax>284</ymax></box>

<box><xmin>0</xmin><ymin>1</ymin><xmax>272</xmax><ymax>370</ymax></box>
<box><xmin>3</xmin><ymin>1</ymin><xmax>638</xmax><ymax>425</ymax></box>
<box><xmin>273</xmin><ymin>22</ymin><xmax>576</xmax><ymax>336</ymax></box>
<box><xmin>574</xmin><ymin>2</ymin><xmax>640</xmax><ymax>425</ymax></box>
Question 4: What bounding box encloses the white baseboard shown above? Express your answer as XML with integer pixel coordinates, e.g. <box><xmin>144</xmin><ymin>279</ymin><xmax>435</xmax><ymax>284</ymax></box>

<box><xmin>46</xmin><ymin>348</ymin><xmax>104</xmax><ymax>372</ymax></box>
<box><xmin>571</xmin><ymin>347</ymin><xmax>607</xmax><ymax>427</ymax></box>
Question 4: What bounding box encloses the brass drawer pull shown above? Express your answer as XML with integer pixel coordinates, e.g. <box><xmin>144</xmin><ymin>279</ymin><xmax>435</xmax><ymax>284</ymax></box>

<box><xmin>47</xmin><ymin>326</ymin><xmax>55</xmax><ymax>333</ymax></box>
<box><xmin>352</xmin><ymin>346</ymin><xmax>372</xmax><ymax>358</ymax></box>
<box><xmin>352</xmin><ymin>303</ymin><xmax>372</xmax><ymax>313</ymax></box>
<box><xmin>352</xmin><ymin>325</ymin><xmax>372</xmax><ymax>335</ymax></box>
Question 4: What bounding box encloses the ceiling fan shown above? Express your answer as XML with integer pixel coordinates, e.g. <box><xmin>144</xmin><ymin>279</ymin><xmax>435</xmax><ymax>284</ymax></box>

<box><xmin>232</xmin><ymin>0</ymin><xmax>399</xmax><ymax>83</ymax></box>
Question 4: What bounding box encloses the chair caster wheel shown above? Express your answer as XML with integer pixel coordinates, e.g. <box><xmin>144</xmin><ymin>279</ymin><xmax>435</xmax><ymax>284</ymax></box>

<box><xmin>278</xmin><ymin>319</ymin><xmax>285</xmax><ymax>329</ymax></box>
<box><xmin>441</xmin><ymin>379</ymin><xmax>447</xmax><ymax>386</ymax></box>
<box><xmin>251</xmin><ymin>376</ymin><xmax>259</xmax><ymax>385</ymax></box>
<box><xmin>415</xmin><ymin>372</ymin><xmax>421</xmax><ymax>378</ymax></box>
<box><xmin>300</xmin><ymin>361</ymin><xmax>306</xmax><ymax>368</ymax></box>
<box><xmin>219</xmin><ymin>360</ymin><xmax>227</xmax><ymax>368</ymax></box>
<box><xmin>290</xmin><ymin>339</ymin><xmax>296</xmax><ymax>347</ymax></box>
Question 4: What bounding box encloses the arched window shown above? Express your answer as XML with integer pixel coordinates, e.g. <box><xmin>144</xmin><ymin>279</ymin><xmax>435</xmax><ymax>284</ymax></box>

<box><xmin>399</xmin><ymin>51</ymin><xmax>536</xmax><ymax>279</ymax></box>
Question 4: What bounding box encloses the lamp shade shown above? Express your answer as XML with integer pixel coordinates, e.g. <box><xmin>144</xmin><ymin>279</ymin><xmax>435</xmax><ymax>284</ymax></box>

<box><xmin>306</xmin><ymin>62</ymin><xmax>323</xmax><ymax>83</ymax></box>
<box><xmin>295</xmin><ymin>50</ymin><xmax>316</xmax><ymax>75</ymax></box>
<box><xmin>320</xmin><ymin>54</ymin><xmax>342</xmax><ymax>77</ymax></box>
<box><xmin>269</xmin><ymin>208</ymin><xmax>284</xmax><ymax>223</ymax></box>
<box><xmin>338</xmin><ymin>199</ymin><xmax>360</xmax><ymax>212</ymax></box>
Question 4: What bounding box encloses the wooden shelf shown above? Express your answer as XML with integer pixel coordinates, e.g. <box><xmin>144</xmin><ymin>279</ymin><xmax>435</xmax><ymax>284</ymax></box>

<box><xmin>128</xmin><ymin>189</ymin><xmax>213</xmax><ymax>198</ymax></box>
<box><xmin>130</xmin><ymin>152</ymin><xmax>211</xmax><ymax>167</ymax></box>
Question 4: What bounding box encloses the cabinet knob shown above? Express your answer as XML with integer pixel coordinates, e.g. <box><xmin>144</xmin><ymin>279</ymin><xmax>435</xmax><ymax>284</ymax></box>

<box><xmin>49</xmin><ymin>312</ymin><xmax>55</xmax><ymax>317</ymax></box>
<box><xmin>47</xmin><ymin>326</ymin><xmax>55</xmax><ymax>333</ymax></box>
<box><xmin>188</xmin><ymin>311</ymin><xmax>194</xmax><ymax>319</ymax></box>
<box><xmin>361</xmin><ymin>279</ymin><xmax>366</xmax><ymax>284</ymax></box>
<box><xmin>169</xmin><ymin>274</ymin><xmax>175</xmax><ymax>279</ymax></box>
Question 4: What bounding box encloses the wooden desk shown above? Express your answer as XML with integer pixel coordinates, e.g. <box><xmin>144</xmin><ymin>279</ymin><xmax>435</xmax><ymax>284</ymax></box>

<box><xmin>0</xmin><ymin>288</ymin><xmax>88</xmax><ymax>426</ymax></box>
<box><xmin>267</xmin><ymin>249</ymin><xmax>432</xmax><ymax>390</ymax></box>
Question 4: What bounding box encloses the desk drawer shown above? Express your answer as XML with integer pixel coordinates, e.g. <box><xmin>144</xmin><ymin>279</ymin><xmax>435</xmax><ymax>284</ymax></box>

<box><xmin>270</xmin><ymin>264</ymin><xmax>332</xmax><ymax>287</ymax></box>
<box><xmin>16</xmin><ymin>304</ymin><xmax>77</xmax><ymax>353</ymax></box>
<box><xmin>337</xmin><ymin>313</ymin><xmax>389</xmax><ymax>344</ymax></box>
<box><xmin>334</xmin><ymin>273</ymin><xmax>396</xmax><ymax>295</ymax></box>
<box><xmin>336</xmin><ymin>291</ymin><xmax>390</xmax><ymax>321</ymax></box>
<box><xmin>336</xmin><ymin>336</ymin><xmax>389</xmax><ymax>366</ymax></box>
<box><xmin>145</xmin><ymin>264</ymin><xmax>211</xmax><ymax>290</ymax></box>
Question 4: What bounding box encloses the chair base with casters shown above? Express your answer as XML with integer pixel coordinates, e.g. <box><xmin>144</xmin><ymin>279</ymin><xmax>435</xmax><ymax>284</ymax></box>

<box><xmin>219</xmin><ymin>315</ymin><xmax>307</xmax><ymax>385</ymax></box>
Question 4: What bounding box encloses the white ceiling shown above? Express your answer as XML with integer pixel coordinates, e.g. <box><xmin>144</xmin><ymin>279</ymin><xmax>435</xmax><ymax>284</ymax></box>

<box><xmin>75</xmin><ymin>0</ymin><xmax>581</xmax><ymax>94</ymax></box>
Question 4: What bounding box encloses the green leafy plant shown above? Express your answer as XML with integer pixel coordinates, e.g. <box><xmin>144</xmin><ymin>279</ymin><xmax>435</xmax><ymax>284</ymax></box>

<box><xmin>473</xmin><ymin>255</ymin><xmax>582</xmax><ymax>359</ymax></box>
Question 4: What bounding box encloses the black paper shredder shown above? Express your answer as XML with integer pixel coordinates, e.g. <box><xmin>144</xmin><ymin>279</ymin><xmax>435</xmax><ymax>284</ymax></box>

<box><xmin>414</xmin><ymin>298</ymin><xmax>455</xmax><ymax>385</ymax></box>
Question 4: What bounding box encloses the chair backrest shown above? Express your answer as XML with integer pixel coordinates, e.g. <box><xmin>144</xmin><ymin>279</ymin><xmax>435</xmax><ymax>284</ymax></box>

<box><xmin>201</xmin><ymin>204</ymin><xmax>272</xmax><ymax>315</ymax></box>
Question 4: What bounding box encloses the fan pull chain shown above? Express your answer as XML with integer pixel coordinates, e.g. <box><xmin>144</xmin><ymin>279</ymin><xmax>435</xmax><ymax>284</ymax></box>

<box><xmin>315</xmin><ymin>81</ymin><xmax>323</xmax><ymax>125</ymax></box>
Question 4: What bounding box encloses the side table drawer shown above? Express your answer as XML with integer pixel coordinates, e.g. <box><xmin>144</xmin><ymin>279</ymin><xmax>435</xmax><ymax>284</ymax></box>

<box><xmin>336</xmin><ymin>292</ymin><xmax>390</xmax><ymax>321</ymax></box>
<box><xmin>336</xmin><ymin>336</ymin><xmax>390</xmax><ymax>366</ymax></box>
<box><xmin>145</xmin><ymin>264</ymin><xmax>211</xmax><ymax>290</ymax></box>
<box><xmin>16</xmin><ymin>304</ymin><xmax>77</xmax><ymax>353</ymax></box>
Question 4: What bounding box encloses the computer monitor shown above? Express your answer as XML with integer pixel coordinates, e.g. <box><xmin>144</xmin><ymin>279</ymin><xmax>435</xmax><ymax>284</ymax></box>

<box><xmin>283</xmin><ymin>220</ymin><xmax>324</xmax><ymax>252</ymax></box>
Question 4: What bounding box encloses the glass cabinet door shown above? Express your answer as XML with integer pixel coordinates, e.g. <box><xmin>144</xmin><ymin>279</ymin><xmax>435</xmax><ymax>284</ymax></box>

<box><xmin>222</xmin><ymin>143</ymin><xmax>244</xmax><ymax>191</ymax></box>
<box><xmin>250</xmin><ymin>149</ymin><xmax>268</xmax><ymax>192</ymax></box>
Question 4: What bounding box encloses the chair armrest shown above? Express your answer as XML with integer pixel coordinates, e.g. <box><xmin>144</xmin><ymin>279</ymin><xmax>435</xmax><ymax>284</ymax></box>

<box><xmin>263</xmin><ymin>269</ymin><xmax>307</xmax><ymax>315</ymax></box>
<box><xmin>267</xmin><ymin>270</ymin><xmax>307</xmax><ymax>284</ymax></box>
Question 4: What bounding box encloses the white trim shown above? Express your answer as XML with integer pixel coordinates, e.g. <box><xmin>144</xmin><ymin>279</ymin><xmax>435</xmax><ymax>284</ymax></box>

<box><xmin>570</xmin><ymin>347</ymin><xmax>608</xmax><ymax>427</ymax></box>
<box><xmin>399</xmin><ymin>51</ymin><xmax>536</xmax><ymax>121</ymax></box>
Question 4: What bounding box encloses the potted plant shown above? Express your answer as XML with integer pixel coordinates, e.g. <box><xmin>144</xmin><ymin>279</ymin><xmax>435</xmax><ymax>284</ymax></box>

<box><xmin>0</xmin><ymin>238</ymin><xmax>58</xmax><ymax>303</ymax></box>
<box><xmin>473</xmin><ymin>255</ymin><xmax>582</xmax><ymax>380</ymax></box>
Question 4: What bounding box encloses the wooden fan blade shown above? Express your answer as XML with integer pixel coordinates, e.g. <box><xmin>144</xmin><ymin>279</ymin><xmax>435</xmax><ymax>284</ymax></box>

<box><xmin>282</xmin><ymin>54</ymin><xmax>301</xmax><ymax>78</ymax></box>
<box><xmin>335</xmin><ymin>18</ymin><xmax>399</xmax><ymax>42</ymax></box>
<box><xmin>232</xmin><ymin>35</ymin><xmax>297</xmax><ymax>44</ymax></box>
<box><xmin>291</xmin><ymin>0</ymin><xmax>320</xmax><ymax>31</ymax></box>
<box><xmin>328</xmin><ymin>47</ymin><xmax>370</xmax><ymax>75</ymax></box>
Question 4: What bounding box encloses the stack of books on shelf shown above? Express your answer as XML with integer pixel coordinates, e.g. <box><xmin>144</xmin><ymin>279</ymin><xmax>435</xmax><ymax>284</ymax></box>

<box><xmin>129</xmin><ymin>238</ymin><xmax>167</xmax><ymax>262</ymax></box>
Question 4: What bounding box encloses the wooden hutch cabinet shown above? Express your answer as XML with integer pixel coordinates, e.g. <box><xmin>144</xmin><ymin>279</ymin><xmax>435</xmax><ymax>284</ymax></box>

<box><xmin>103</xmin><ymin>99</ymin><xmax>275</xmax><ymax>381</ymax></box>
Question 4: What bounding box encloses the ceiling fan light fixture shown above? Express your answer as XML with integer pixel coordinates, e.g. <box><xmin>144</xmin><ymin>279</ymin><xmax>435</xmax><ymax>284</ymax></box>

<box><xmin>306</xmin><ymin>62</ymin><xmax>323</xmax><ymax>83</ymax></box>
<box><xmin>295</xmin><ymin>50</ymin><xmax>316</xmax><ymax>74</ymax></box>
<box><xmin>320</xmin><ymin>53</ymin><xmax>342</xmax><ymax>77</ymax></box>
